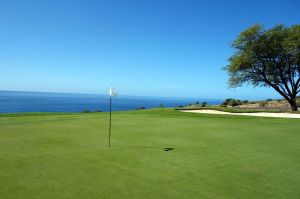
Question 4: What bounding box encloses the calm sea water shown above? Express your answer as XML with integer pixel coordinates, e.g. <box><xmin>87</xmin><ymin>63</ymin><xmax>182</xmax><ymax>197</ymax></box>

<box><xmin>0</xmin><ymin>91</ymin><xmax>222</xmax><ymax>113</ymax></box>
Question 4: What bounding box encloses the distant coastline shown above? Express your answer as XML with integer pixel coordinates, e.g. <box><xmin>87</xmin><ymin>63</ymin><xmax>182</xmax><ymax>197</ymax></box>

<box><xmin>0</xmin><ymin>90</ymin><xmax>223</xmax><ymax>113</ymax></box>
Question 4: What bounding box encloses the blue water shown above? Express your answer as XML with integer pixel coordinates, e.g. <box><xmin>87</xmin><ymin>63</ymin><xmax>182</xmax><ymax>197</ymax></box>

<box><xmin>0</xmin><ymin>91</ymin><xmax>222</xmax><ymax>113</ymax></box>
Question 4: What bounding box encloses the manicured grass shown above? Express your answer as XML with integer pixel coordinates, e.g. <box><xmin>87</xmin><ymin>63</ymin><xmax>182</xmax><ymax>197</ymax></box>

<box><xmin>0</xmin><ymin>109</ymin><xmax>300</xmax><ymax>199</ymax></box>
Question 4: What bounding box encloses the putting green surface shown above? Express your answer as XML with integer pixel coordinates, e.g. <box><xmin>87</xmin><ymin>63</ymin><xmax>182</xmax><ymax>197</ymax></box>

<box><xmin>0</xmin><ymin>109</ymin><xmax>300</xmax><ymax>199</ymax></box>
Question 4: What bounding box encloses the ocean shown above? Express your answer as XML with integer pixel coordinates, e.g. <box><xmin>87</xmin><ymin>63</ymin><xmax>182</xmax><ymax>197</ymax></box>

<box><xmin>0</xmin><ymin>91</ymin><xmax>222</xmax><ymax>113</ymax></box>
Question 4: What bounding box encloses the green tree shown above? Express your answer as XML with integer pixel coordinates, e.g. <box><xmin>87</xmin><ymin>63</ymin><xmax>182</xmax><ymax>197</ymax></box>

<box><xmin>225</xmin><ymin>24</ymin><xmax>300</xmax><ymax>111</ymax></box>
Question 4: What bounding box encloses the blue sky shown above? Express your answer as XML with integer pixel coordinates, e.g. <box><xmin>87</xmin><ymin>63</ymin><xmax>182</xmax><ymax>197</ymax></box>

<box><xmin>0</xmin><ymin>0</ymin><xmax>299</xmax><ymax>99</ymax></box>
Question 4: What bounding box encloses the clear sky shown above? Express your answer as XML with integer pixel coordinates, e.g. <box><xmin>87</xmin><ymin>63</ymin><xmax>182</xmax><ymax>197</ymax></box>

<box><xmin>0</xmin><ymin>0</ymin><xmax>299</xmax><ymax>99</ymax></box>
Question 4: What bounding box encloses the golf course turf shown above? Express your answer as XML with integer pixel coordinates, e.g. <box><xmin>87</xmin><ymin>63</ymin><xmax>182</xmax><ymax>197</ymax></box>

<box><xmin>0</xmin><ymin>109</ymin><xmax>300</xmax><ymax>199</ymax></box>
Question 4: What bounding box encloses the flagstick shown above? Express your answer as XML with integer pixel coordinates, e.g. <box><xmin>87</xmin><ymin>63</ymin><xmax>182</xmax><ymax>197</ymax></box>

<box><xmin>108</xmin><ymin>95</ymin><xmax>112</xmax><ymax>147</ymax></box>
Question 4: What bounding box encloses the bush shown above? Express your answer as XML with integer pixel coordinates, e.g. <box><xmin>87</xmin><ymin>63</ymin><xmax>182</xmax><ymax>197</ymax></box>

<box><xmin>81</xmin><ymin>110</ymin><xmax>90</xmax><ymax>113</ymax></box>
<box><xmin>136</xmin><ymin>106</ymin><xmax>146</xmax><ymax>110</ymax></box>
<box><xmin>188</xmin><ymin>103</ymin><xmax>193</xmax><ymax>106</ymax></box>
<box><xmin>195</xmin><ymin>101</ymin><xmax>200</xmax><ymax>105</ymax></box>
<box><xmin>201</xmin><ymin>102</ymin><xmax>207</xmax><ymax>107</ymax></box>
<box><xmin>221</xmin><ymin>98</ymin><xmax>232</xmax><ymax>106</ymax></box>
<box><xmin>159</xmin><ymin>104</ymin><xmax>165</xmax><ymax>108</ymax></box>
<box><xmin>228</xmin><ymin>99</ymin><xmax>238</xmax><ymax>106</ymax></box>
<box><xmin>228</xmin><ymin>99</ymin><xmax>242</xmax><ymax>107</ymax></box>
<box><xmin>177</xmin><ymin>105</ymin><xmax>183</xmax><ymax>108</ymax></box>
<box><xmin>265</xmin><ymin>98</ymin><xmax>273</xmax><ymax>102</ymax></box>
<box><xmin>222</xmin><ymin>98</ymin><xmax>243</xmax><ymax>107</ymax></box>
<box><xmin>242</xmin><ymin>100</ymin><xmax>248</xmax><ymax>104</ymax></box>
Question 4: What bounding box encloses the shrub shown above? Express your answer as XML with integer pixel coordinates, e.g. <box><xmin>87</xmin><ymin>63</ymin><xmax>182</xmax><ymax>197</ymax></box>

<box><xmin>195</xmin><ymin>101</ymin><xmax>200</xmax><ymax>105</ymax></box>
<box><xmin>188</xmin><ymin>103</ymin><xmax>193</xmax><ymax>106</ymax></box>
<box><xmin>81</xmin><ymin>110</ymin><xmax>90</xmax><ymax>113</ymax></box>
<box><xmin>224</xmin><ymin>98</ymin><xmax>232</xmax><ymax>105</ymax></box>
<box><xmin>221</xmin><ymin>98</ymin><xmax>231</xmax><ymax>106</ymax></box>
<box><xmin>177</xmin><ymin>105</ymin><xmax>183</xmax><ymax>108</ymax></box>
<box><xmin>136</xmin><ymin>106</ymin><xmax>146</xmax><ymax>110</ymax></box>
<box><xmin>201</xmin><ymin>102</ymin><xmax>207</xmax><ymax>107</ymax></box>
<box><xmin>242</xmin><ymin>100</ymin><xmax>248</xmax><ymax>104</ymax></box>
<box><xmin>222</xmin><ymin>98</ymin><xmax>243</xmax><ymax>107</ymax></box>
<box><xmin>228</xmin><ymin>99</ymin><xmax>238</xmax><ymax>106</ymax></box>
<box><xmin>159</xmin><ymin>104</ymin><xmax>165</xmax><ymax>108</ymax></box>
<box><xmin>265</xmin><ymin>98</ymin><xmax>273</xmax><ymax>102</ymax></box>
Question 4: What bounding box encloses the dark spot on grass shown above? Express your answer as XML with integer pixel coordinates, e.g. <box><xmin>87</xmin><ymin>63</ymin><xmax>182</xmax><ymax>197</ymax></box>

<box><xmin>163</xmin><ymin>148</ymin><xmax>174</xmax><ymax>151</ymax></box>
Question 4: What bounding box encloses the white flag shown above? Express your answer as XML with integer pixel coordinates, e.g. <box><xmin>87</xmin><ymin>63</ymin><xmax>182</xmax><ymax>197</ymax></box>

<box><xmin>109</xmin><ymin>86</ymin><xmax>118</xmax><ymax>97</ymax></box>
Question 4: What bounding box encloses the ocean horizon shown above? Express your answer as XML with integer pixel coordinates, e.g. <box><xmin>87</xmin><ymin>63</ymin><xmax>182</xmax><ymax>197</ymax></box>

<box><xmin>0</xmin><ymin>90</ymin><xmax>223</xmax><ymax>113</ymax></box>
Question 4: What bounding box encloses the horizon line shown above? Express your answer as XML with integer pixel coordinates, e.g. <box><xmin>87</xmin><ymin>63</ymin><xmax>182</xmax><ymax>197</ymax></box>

<box><xmin>0</xmin><ymin>89</ymin><xmax>225</xmax><ymax>101</ymax></box>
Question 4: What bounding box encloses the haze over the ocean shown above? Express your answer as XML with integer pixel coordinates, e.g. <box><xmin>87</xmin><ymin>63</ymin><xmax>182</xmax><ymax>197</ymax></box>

<box><xmin>1</xmin><ymin>0</ymin><xmax>299</xmax><ymax>99</ymax></box>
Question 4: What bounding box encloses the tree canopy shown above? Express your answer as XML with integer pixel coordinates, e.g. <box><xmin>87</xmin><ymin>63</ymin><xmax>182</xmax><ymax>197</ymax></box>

<box><xmin>225</xmin><ymin>24</ymin><xmax>300</xmax><ymax>111</ymax></box>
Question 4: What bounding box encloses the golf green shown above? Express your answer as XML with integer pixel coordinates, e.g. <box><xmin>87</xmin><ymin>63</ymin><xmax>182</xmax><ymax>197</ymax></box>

<box><xmin>0</xmin><ymin>109</ymin><xmax>300</xmax><ymax>199</ymax></box>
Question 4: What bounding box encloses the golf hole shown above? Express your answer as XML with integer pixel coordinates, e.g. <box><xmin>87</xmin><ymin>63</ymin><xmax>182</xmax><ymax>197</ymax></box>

<box><xmin>163</xmin><ymin>148</ymin><xmax>174</xmax><ymax>151</ymax></box>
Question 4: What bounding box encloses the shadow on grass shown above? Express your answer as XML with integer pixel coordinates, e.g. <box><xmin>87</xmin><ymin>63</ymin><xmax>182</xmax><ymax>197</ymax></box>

<box><xmin>107</xmin><ymin>145</ymin><xmax>174</xmax><ymax>151</ymax></box>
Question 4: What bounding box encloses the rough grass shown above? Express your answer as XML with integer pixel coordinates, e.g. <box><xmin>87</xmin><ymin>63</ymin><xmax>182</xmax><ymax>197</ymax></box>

<box><xmin>0</xmin><ymin>109</ymin><xmax>300</xmax><ymax>199</ymax></box>
<box><xmin>176</xmin><ymin>106</ymin><xmax>300</xmax><ymax>113</ymax></box>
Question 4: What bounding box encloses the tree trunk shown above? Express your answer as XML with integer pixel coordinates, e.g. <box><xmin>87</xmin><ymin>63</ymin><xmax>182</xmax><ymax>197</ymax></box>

<box><xmin>289</xmin><ymin>99</ymin><xmax>298</xmax><ymax>111</ymax></box>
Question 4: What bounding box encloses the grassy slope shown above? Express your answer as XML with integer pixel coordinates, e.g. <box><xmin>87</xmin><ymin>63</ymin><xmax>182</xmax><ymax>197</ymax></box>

<box><xmin>0</xmin><ymin>109</ymin><xmax>300</xmax><ymax>199</ymax></box>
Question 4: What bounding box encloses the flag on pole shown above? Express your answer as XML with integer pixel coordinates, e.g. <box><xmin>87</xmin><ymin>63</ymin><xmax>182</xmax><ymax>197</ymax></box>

<box><xmin>109</xmin><ymin>86</ymin><xmax>118</xmax><ymax>97</ymax></box>
<box><xmin>108</xmin><ymin>86</ymin><xmax>117</xmax><ymax>147</ymax></box>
